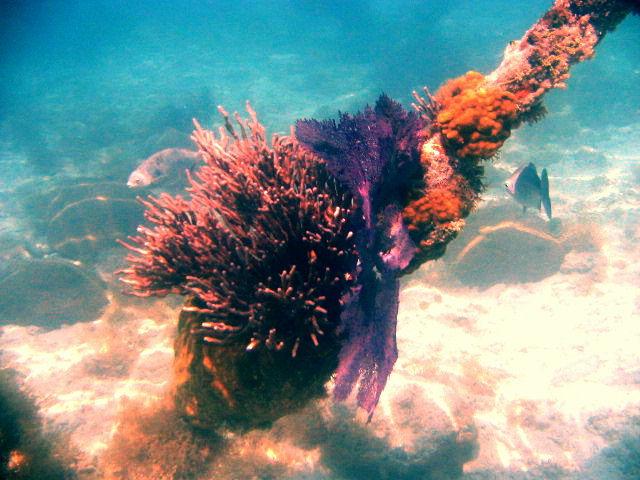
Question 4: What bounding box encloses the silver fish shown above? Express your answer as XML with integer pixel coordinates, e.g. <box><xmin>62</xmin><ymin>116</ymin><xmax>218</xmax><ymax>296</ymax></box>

<box><xmin>127</xmin><ymin>148</ymin><xmax>203</xmax><ymax>188</ymax></box>
<box><xmin>505</xmin><ymin>162</ymin><xmax>552</xmax><ymax>219</ymax></box>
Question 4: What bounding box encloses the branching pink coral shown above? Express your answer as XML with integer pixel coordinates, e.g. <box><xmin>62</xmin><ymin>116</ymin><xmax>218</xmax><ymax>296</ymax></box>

<box><xmin>119</xmin><ymin>104</ymin><xmax>358</xmax><ymax>357</ymax></box>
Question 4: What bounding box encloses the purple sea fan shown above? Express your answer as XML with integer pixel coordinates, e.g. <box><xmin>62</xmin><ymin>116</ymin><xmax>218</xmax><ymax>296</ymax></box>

<box><xmin>296</xmin><ymin>94</ymin><xmax>424</xmax><ymax>230</ymax></box>
<box><xmin>295</xmin><ymin>107</ymin><xmax>386</xmax><ymax>228</ymax></box>
<box><xmin>119</xmin><ymin>103</ymin><xmax>359</xmax><ymax>359</ymax></box>
<box><xmin>296</xmin><ymin>95</ymin><xmax>426</xmax><ymax>417</ymax></box>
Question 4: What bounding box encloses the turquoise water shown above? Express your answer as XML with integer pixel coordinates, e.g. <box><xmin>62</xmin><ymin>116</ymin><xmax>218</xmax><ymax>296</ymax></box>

<box><xmin>2</xmin><ymin>0</ymin><xmax>636</xmax><ymax>177</ymax></box>
<box><xmin>0</xmin><ymin>2</ymin><xmax>639</xmax><ymax>479</ymax></box>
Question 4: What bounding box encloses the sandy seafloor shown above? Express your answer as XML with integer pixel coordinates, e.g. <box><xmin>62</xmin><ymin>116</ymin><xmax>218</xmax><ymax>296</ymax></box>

<box><xmin>0</xmin><ymin>1</ymin><xmax>639</xmax><ymax>479</ymax></box>
<box><xmin>2</xmin><ymin>122</ymin><xmax>639</xmax><ymax>479</ymax></box>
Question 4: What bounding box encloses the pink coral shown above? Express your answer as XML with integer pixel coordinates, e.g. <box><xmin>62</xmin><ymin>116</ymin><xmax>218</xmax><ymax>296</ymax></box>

<box><xmin>119</xmin><ymin>104</ymin><xmax>358</xmax><ymax>357</ymax></box>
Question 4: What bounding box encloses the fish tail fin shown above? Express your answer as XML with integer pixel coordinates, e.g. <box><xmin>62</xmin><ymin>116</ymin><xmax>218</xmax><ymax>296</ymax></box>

<box><xmin>541</xmin><ymin>168</ymin><xmax>552</xmax><ymax>220</ymax></box>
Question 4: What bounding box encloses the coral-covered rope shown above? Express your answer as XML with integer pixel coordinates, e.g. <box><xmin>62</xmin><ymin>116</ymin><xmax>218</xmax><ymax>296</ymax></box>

<box><xmin>119</xmin><ymin>0</ymin><xmax>636</xmax><ymax>427</ymax></box>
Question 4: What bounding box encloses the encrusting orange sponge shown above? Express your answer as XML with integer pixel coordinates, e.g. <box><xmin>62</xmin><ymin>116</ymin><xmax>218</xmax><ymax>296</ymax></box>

<box><xmin>400</xmin><ymin>137</ymin><xmax>478</xmax><ymax>268</ymax></box>
<box><xmin>435</xmin><ymin>71</ymin><xmax>518</xmax><ymax>160</ymax></box>
<box><xmin>403</xmin><ymin>187</ymin><xmax>463</xmax><ymax>229</ymax></box>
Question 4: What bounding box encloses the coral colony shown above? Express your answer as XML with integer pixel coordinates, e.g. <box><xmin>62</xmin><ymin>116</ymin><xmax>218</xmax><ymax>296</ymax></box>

<box><xmin>119</xmin><ymin>0</ymin><xmax>638</xmax><ymax>429</ymax></box>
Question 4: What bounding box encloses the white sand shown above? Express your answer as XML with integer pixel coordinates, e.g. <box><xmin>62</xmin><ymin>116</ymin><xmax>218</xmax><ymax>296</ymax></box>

<box><xmin>0</xmin><ymin>124</ymin><xmax>638</xmax><ymax>478</ymax></box>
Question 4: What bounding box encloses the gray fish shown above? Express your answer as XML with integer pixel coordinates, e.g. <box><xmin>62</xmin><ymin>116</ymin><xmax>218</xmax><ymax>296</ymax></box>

<box><xmin>127</xmin><ymin>148</ymin><xmax>203</xmax><ymax>188</ymax></box>
<box><xmin>505</xmin><ymin>162</ymin><xmax>552</xmax><ymax>219</ymax></box>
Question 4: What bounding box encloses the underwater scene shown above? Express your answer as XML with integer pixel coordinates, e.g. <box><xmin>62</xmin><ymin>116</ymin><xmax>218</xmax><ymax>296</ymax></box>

<box><xmin>1</xmin><ymin>1</ymin><xmax>639</xmax><ymax>478</ymax></box>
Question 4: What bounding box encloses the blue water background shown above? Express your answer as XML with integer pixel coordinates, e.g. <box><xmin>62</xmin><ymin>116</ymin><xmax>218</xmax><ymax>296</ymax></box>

<box><xmin>1</xmin><ymin>0</ymin><xmax>638</xmax><ymax>181</ymax></box>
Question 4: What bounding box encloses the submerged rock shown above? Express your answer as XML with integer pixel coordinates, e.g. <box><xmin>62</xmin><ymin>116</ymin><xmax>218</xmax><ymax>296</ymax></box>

<box><xmin>445</xmin><ymin>203</ymin><xmax>601</xmax><ymax>288</ymax></box>
<box><xmin>20</xmin><ymin>178</ymin><xmax>124</xmax><ymax>225</ymax></box>
<box><xmin>19</xmin><ymin>179</ymin><xmax>143</xmax><ymax>263</ymax></box>
<box><xmin>0</xmin><ymin>369</ymin><xmax>76</xmax><ymax>479</ymax></box>
<box><xmin>0</xmin><ymin>233</ymin><xmax>40</xmax><ymax>268</ymax></box>
<box><xmin>451</xmin><ymin>220</ymin><xmax>566</xmax><ymax>287</ymax></box>
<box><xmin>46</xmin><ymin>181</ymin><xmax>134</xmax><ymax>217</ymax></box>
<box><xmin>47</xmin><ymin>195</ymin><xmax>143</xmax><ymax>262</ymax></box>
<box><xmin>0</xmin><ymin>257</ymin><xmax>109</xmax><ymax>328</ymax></box>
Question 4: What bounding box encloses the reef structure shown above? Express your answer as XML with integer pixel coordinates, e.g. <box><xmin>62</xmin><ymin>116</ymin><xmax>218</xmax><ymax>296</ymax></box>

<box><xmin>119</xmin><ymin>0</ymin><xmax>636</xmax><ymax>429</ymax></box>
<box><xmin>120</xmin><ymin>105</ymin><xmax>360</xmax><ymax>429</ymax></box>
<box><xmin>406</xmin><ymin>0</ymin><xmax>637</xmax><ymax>270</ymax></box>
<box><xmin>296</xmin><ymin>95</ymin><xmax>426</xmax><ymax>415</ymax></box>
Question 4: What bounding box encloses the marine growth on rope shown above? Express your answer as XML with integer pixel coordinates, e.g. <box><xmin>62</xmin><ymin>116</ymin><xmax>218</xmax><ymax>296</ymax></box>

<box><xmin>119</xmin><ymin>104</ymin><xmax>358</xmax><ymax>358</ymax></box>
<box><xmin>119</xmin><ymin>0</ymin><xmax>635</xmax><ymax>427</ymax></box>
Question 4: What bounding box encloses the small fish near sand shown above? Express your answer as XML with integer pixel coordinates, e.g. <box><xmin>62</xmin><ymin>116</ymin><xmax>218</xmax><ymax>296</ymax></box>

<box><xmin>505</xmin><ymin>162</ymin><xmax>552</xmax><ymax>219</ymax></box>
<box><xmin>127</xmin><ymin>148</ymin><xmax>203</xmax><ymax>188</ymax></box>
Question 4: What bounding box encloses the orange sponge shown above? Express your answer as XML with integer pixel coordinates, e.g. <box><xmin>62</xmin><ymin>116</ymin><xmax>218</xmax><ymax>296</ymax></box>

<box><xmin>403</xmin><ymin>188</ymin><xmax>463</xmax><ymax>230</ymax></box>
<box><xmin>435</xmin><ymin>71</ymin><xmax>517</xmax><ymax>160</ymax></box>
